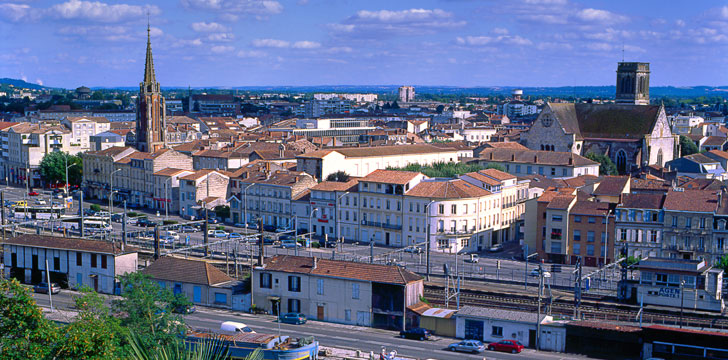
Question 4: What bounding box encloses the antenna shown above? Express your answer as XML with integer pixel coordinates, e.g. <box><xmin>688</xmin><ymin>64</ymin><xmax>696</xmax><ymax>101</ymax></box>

<box><xmin>621</xmin><ymin>42</ymin><xmax>625</xmax><ymax>62</ymax></box>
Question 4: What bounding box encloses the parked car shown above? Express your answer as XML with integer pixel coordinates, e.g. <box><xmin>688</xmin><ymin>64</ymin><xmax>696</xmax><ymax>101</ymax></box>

<box><xmin>220</xmin><ymin>321</ymin><xmax>255</xmax><ymax>333</ymax></box>
<box><xmin>280</xmin><ymin>239</ymin><xmax>302</xmax><ymax>249</ymax></box>
<box><xmin>34</xmin><ymin>282</ymin><xmax>60</xmax><ymax>294</ymax></box>
<box><xmin>323</xmin><ymin>238</ymin><xmax>338</xmax><ymax>248</ymax></box>
<box><xmin>159</xmin><ymin>235</ymin><xmax>175</xmax><ymax>244</ymax></box>
<box><xmin>487</xmin><ymin>340</ymin><xmax>524</xmax><ymax>354</ymax></box>
<box><xmin>213</xmin><ymin>230</ymin><xmax>228</xmax><ymax>238</ymax></box>
<box><xmin>404</xmin><ymin>246</ymin><xmax>423</xmax><ymax>254</ymax></box>
<box><xmin>399</xmin><ymin>328</ymin><xmax>431</xmax><ymax>341</ymax></box>
<box><xmin>263</xmin><ymin>224</ymin><xmax>277</xmax><ymax>232</ymax></box>
<box><xmin>34</xmin><ymin>199</ymin><xmax>47</xmax><ymax>205</ymax></box>
<box><xmin>126</xmin><ymin>217</ymin><xmax>139</xmax><ymax>225</ymax></box>
<box><xmin>164</xmin><ymin>231</ymin><xmax>180</xmax><ymax>241</ymax></box>
<box><xmin>137</xmin><ymin>218</ymin><xmax>157</xmax><ymax>227</ymax></box>
<box><xmin>530</xmin><ymin>268</ymin><xmax>543</xmax><ymax>277</ymax></box>
<box><xmin>256</xmin><ymin>236</ymin><xmax>276</xmax><ymax>245</ymax></box>
<box><xmin>464</xmin><ymin>254</ymin><xmax>479</xmax><ymax>263</ymax></box>
<box><xmin>228</xmin><ymin>233</ymin><xmax>242</xmax><ymax>240</ymax></box>
<box><xmin>448</xmin><ymin>340</ymin><xmax>485</xmax><ymax>354</ymax></box>
<box><xmin>111</xmin><ymin>213</ymin><xmax>124</xmax><ymax>223</ymax></box>
<box><xmin>83</xmin><ymin>208</ymin><xmax>97</xmax><ymax>216</ymax></box>
<box><xmin>173</xmin><ymin>304</ymin><xmax>196</xmax><ymax>314</ymax></box>
<box><xmin>233</xmin><ymin>223</ymin><xmax>248</xmax><ymax>228</ymax></box>
<box><xmin>489</xmin><ymin>244</ymin><xmax>504</xmax><ymax>252</ymax></box>
<box><xmin>28</xmin><ymin>191</ymin><xmax>39</xmax><ymax>196</ymax></box>
<box><xmin>180</xmin><ymin>226</ymin><xmax>197</xmax><ymax>233</ymax></box>
<box><xmin>207</xmin><ymin>217</ymin><xmax>219</xmax><ymax>224</ymax></box>
<box><xmin>279</xmin><ymin>312</ymin><xmax>306</xmax><ymax>325</ymax></box>
<box><xmin>276</xmin><ymin>225</ymin><xmax>292</xmax><ymax>233</ymax></box>
<box><xmin>247</xmin><ymin>222</ymin><xmax>260</xmax><ymax>230</ymax></box>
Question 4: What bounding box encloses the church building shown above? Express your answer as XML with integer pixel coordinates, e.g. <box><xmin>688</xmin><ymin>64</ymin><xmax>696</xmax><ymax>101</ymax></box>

<box><xmin>521</xmin><ymin>62</ymin><xmax>677</xmax><ymax>174</ymax></box>
<box><xmin>135</xmin><ymin>25</ymin><xmax>166</xmax><ymax>153</ymax></box>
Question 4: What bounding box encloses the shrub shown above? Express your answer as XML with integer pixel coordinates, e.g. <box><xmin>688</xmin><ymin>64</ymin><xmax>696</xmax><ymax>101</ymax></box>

<box><xmin>162</xmin><ymin>220</ymin><xmax>178</xmax><ymax>225</ymax></box>
<box><xmin>311</xmin><ymin>242</ymin><xmax>321</xmax><ymax>249</ymax></box>
<box><xmin>90</xmin><ymin>204</ymin><xmax>101</xmax><ymax>212</ymax></box>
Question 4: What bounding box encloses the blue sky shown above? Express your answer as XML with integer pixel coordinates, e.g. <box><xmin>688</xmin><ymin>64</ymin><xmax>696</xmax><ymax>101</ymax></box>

<box><xmin>1</xmin><ymin>0</ymin><xmax>727</xmax><ymax>88</ymax></box>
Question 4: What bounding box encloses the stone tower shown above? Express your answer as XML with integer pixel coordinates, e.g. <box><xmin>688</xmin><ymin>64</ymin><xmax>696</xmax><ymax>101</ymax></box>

<box><xmin>615</xmin><ymin>62</ymin><xmax>650</xmax><ymax>105</ymax></box>
<box><xmin>135</xmin><ymin>24</ymin><xmax>166</xmax><ymax>152</ymax></box>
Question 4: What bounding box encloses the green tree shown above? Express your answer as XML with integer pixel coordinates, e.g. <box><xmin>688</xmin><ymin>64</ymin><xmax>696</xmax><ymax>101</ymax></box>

<box><xmin>0</xmin><ymin>278</ymin><xmax>59</xmax><ymax>360</ymax></box>
<box><xmin>679</xmin><ymin>135</ymin><xmax>698</xmax><ymax>156</ymax></box>
<box><xmin>53</xmin><ymin>286</ymin><xmax>125</xmax><ymax>359</ymax></box>
<box><xmin>214</xmin><ymin>205</ymin><xmax>230</xmax><ymax>220</ymax></box>
<box><xmin>39</xmin><ymin>151</ymin><xmax>82</xmax><ymax>187</ymax></box>
<box><xmin>435</xmin><ymin>105</ymin><xmax>445</xmax><ymax>114</ymax></box>
<box><xmin>717</xmin><ymin>254</ymin><xmax>728</xmax><ymax>273</ymax></box>
<box><xmin>325</xmin><ymin>170</ymin><xmax>350</xmax><ymax>182</ymax></box>
<box><xmin>112</xmin><ymin>272</ymin><xmax>188</xmax><ymax>350</ymax></box>
<box><xmin>585</xmin><ymin>152</ymin><xmax>618</xmax><ymax>175</ymax></box>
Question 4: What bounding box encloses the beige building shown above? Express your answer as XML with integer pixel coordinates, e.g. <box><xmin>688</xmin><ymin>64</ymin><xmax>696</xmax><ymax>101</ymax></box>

<box><xmin>61</xmin><ymin>116</ymin><xmax>111</xmax><ymax>151</ymax></box>
<box><xmin>253</xmin><ymin>255</ymin><xmax>423</xmax><ymax>330</ymax></box>
<box><xmin>152</xmin><ymin>168</ymin><xmax>195</xmax><ymax>213</ymax></box>
<box><xmin>179</xmin><ymin>169</ymin><xmax>230</xmax><ymax>219</ymax></box>
<box><xmin>4</xmin><ymin>123</ymin><xmax>74</xmax><ymax>187</ymax></box>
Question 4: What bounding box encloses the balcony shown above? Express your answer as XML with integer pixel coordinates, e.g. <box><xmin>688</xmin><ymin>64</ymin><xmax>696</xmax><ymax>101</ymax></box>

<box><xmin>436</xmin><ymin>227</ymin><xmax>476</xmax><ymax>237</ymax></box>
<box><xmin>361</xmin><ymin>220</ymin><xmax>402</xmax><ymax>230</ymax></box>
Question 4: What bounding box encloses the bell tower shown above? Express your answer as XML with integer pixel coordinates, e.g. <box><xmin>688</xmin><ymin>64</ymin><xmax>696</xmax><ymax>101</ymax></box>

<box><xmin>135</xmin><ymin>24</ymin><xmax>166</xmax><ymax>152</ymax></box>
<box><xmin>616</xmin><ymin>62</ymin><xmax>650</xmax><ymax>105</ymax></box>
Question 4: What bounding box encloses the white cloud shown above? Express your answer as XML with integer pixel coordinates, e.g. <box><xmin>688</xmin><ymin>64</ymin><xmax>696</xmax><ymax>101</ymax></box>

<box><xmin>0</xmin><ymin>3</ymin><xmax>34</xmax><ymax>22</ymax></box>
<box><xmin>676</xmin><ymin>19</ymin><xmax>686</xmax><ymax>27</ymax></box>
<box><xmin>252</xmin><ymin>38</ymin><xmax>290</xmax><ymax>48</ymax></box>
<box><xmin>324</xmin><ymin>46</ymin><xmax>353</xmax><ymax>54</ymax></box>
<box><xmin>207</xmin><ymin>33</ymin><xmax>235</xmax><ymax>42</ymax></box>
<box><xmin>50</xmin><ymin>0</ymin><xmax>161</xmax><ymax>23</ymax></box>
<box><xmin>292</xmin><ymin>40</ymin><xmax>320</xmax><ymax>49</ymax></box>
<box><xmin>191</xmin><ymin>21</ymin><xmax>229</xmax><ymax>32</ymax></box>
<box><xmin>181</xmin><ymin>0</ymin><xmax>282</xmax><ymax>18</ymax></box>
<box><xmin>237</xmin><ymin>49</ymin><xmax>266</xmax><ymax>58</ymax></box>
<box><xmin>353</xmin><ymin>8</ymin><xmax>452</xmax><ymax>23</ymax></box>
<box><xmin>331</xmin><ymin>8</ymin><xmax>465</xmax><ymax>38</ymax></box>
<box><xmin>456</xmin><ymin>34</ymin><xmax>532</xmax><ymax>46</ymax></box>
<box><xmin>574</xmin><ymin>8</ymin><xmax>627</xmax><ymax>24</ymax></box>
<box><xmin>210</xmin><ymin>45</ymin><xmax>234</xmax><ymax>53</ymax></box>
<box><xmin>492</xmin><ymin>27</ymin><xmax>509</xmax><ymax>35</ymax></box>
<box><xmin>585</xmin><ymin>42</ymin><xmax>612</xmax><ymax>51</ymax></box>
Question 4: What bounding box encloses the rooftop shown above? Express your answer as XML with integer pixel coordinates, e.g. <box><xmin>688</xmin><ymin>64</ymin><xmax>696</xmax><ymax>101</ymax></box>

<box><xmin>142</xmin><ymin>256</ymin><xmax>233</xmax><ymax>286</ymax></box>
<box><xmin>2</xmin><ymin>234</ymin><xmax>136</xmax><ymax>255</ymax></box>
<box><xmin>262</xmin><ymin>255</ymin><xmax>422</xmax><ymax>285</ymax></box>
<box><xmin>456</xmin><ymin>305</ymin><xmax>547</xmax><ymax>323</ymax></box>
<box><xmin>360</xmin><ymin>169</ymin><xmax>422</xmax><ymax>185</ymax></box>
<box><xmin>407</xmin><ymin>179</ymin><xmax>490</xmax><ymax>199</ymax></box>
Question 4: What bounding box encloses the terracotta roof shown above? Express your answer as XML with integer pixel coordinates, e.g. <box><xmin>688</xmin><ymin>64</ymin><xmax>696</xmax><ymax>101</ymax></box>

<box><xmin>142</xmin><ymin>256</ymin><xmax>233</xmax><ymax>286</ymax></box>
<box><xmin>619</xmin><ymin>193</ymin><xmax>665</xmax><ymax>209</ymax></box>
<box><xmin>87</xmin><ymin>146</ymin><xmax>135</xmax><ymax>157</ymax></box>
<box><xmin>154</xmin><ymin>168</ymin><xmax>190</xmax><ymax>177</ymax></box>
<box><xmin>478</xmin><ymin>168</ymin><xmax>516</xmax><ymax>181</ymax></box>
<box><xmin>631</xmin><ymin>178</ymin><xmax>670</xmax><ymax>191</ymax></box>
<box><xmin>297</xmin><ymin>144</ymin><xmax>458</xmax><ymax>159</ymax></box>
<box><xmin>476</xmin><ymin>148</ymin><xmax>597</xmax><ymax>167</ymax></box>
<box><xmin>546</xmin><ymin>195</ymin><xmax>575</xmax><ymax>210</ymax></box>
<box><xmin>680</xmin><ymin>178</ymin><xmax>723</xmax><ymax>191</ymax></box>
<box><xmin>407</xmin><ymin>179</ymin><xmax>490</xmax><ymax>198</ymax></box>
<box><xmin>311</xmin><ymin>179</ymin><xmax>360</xmax><ymax>192</ymax></box>
<box><xmin>263</xmin><ymin>255</ymin><xmax>422</xmax><ymax>285</ymax></box>
<box><xmin>360</xmin><ymin>169</ymin><xmax>421</xmax><ymax>185</ymax></box>
<box><xmin>663</xmin><ymin>189</ymin><xmax>718</xmax><ymax>212</ymax></box>
<box><xmin>570</xmin><ymin>200</ymin><xmax>610</xmax><ymax>216</ymax></box>
<box><xmin>481</xmin><ymin>142</ymin><xmax>528</xmax><ymax>150</ymax></box>
<box><xmin>180</xmin><ymin>169</ymin><xmax>222</xmax><ymax>181</ymax></box>
<box><xmin>593</xmin><ymin>176</ymin><xmax>629</xmax><ymax>196</ymax></box>
<box><xmin>563</xmin><ymin>175</ymin><xmax>600</xmax><ymax>188</ymax></box>
<box><xmin>707</xmin><ymin>149</ymin><xmax>728</xmax><ymax>160</ymax></box>
<box><xmin>65</xmin><ymin>116</ymin><xmax>110</xmax><ymax>123</ymax></box>
<box><xmin>2</xmin><ymin>234</ymin><xmax>136</xmax><ymax>255</ymax></box>
<box><xmin>702</xmin><ymin>136</ymin><xmax>726</xmax><ymax>146</ymax></box>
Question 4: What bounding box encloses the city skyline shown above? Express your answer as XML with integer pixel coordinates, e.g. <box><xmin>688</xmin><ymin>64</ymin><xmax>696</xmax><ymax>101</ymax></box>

<box><xmin>1</xmin><ymin>0</ymin><xmax>727</xmax><ymax>88</ymax></box>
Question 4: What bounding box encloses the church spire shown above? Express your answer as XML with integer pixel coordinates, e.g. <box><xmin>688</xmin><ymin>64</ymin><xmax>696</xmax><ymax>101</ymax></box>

<box><xmin>143</xmin><ymin>21</ymin><xmax>156</xmax><ymax>86</ymax></box>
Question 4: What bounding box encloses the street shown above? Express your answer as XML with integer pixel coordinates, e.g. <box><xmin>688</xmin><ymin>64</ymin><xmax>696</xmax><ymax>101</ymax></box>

<box><xmin>32</xmin><ymin>289</ymin><xmax>593</xmax><ymax>360</ymax></box>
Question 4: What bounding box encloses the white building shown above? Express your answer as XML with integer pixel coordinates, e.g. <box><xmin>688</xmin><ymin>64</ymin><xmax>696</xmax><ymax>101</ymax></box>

<box><xmin>314</xmin><ymin>93</ymin><xmax>378</xmax><ymax>103</ymax></box>
<box><xmin>2</xmin><ymin>234</ymin><xmax>138</xmax><ymax>295</ymax></box>
<box><xmin>398</xmin><ymin>86</ymin><xmax>415</xmax><ymax>103</ymax></box>
<box><xmin>61</xmin><ymin>116</ymin><xmax>111</xmax><ymax>151</ymax></box>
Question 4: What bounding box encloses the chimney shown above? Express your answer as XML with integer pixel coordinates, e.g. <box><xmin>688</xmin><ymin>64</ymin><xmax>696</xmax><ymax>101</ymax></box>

<box><xmin>568</xmin><ymin>156</ymin><xmax>573</xmax><ymax>165</ymax></box>
<box><xmin>313</xmin><ymin>257</ymin><xmax>318</xmax><ymax>269</ymax></box>
<box><xmin>534</xmin><ymin>155</ymin><xmax>538</xmax><ymax>163</ymax></box>
<box><xmin>511</xmin><ymin>154</ymin><xmax>515</xmax><ymax>161</ymax></box>
<box><xmin>279</xmin><ymin>144</ymin><xmax>285</xmax><ymax>158</ymax></box>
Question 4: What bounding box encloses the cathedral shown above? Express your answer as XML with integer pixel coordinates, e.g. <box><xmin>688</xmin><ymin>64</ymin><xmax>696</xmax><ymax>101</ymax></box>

<box><xmin>135</xmin><ymin>25</ymin><xmax>166</xmax><ymax>153</ymax></box>
<box><xmin>521</xmin><ymin>62</ymin><xmax>677</xmax><ymax>174</ymax></box>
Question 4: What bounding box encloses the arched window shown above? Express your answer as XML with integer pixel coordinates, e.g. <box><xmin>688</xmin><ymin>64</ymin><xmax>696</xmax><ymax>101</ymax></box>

<box><xmin>616</xmin><ymin>150</ymin><xmax>627</xmax><ymax>174</ymax></box>
<box><xmin>656</xmin><ymin>149</ymin><xmax>663</xmax><ymax>167</ymax></box>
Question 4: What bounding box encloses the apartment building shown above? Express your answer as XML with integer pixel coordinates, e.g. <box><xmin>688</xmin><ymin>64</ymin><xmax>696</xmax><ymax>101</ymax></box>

<box><xmin>2</xmin><ymin>234</ymin><xmax>138</xmax><ymax>294</ymax></box>
<box><xmin>253</xmin><ymin>255</ymin><xmax>423</xmax><ymax>330</ymax></box>
<box><xmin>662</xmin><ymin>189</ymin><xmax>721</xmax><ymax>263</ymax></box>
<box><xmin>228</xmin><ymin>169</ymin><xmax>316</xmax><ymax>228</ymax></box>
<box><xmin>615</xmin><ymin>193</ymin><xmax>666</xmax><ymax>260</ymax></box>
<box><xmin>296</xmin><ymin>144</ymin><xmax>460</xmax><ymax>180</ymax></box>
<box><xmin>4</xmin><ymin>123</ymin><xmax>73</xmax><ymax>187</ymax></box>
<box><xmin>469</xmin><ymin>148</ymin><xmax>599</xmax><ymax>179</ymax></box>
<box><xmin>567</xmin><ymin>201</ymin><xmax>615</xmax><ymax>267</ymax></box>
<box><xmin>61</xmin><ymin>116</ymin><xmax>111</xmax><ymax>151</ymax></box>
<box><xmin>152</xmin><ymin>168</ymin><xmax>195</xmax><ymax>213</ymax></box>
<box><xmin>189</xmin><ymin>94</ymin><xmax>239</xmax><ymax>116</ymax></box>
<box><xmin>179</xmin><ymin>170</ymin><xmax>230</xmax><ymax>219</ymax></box>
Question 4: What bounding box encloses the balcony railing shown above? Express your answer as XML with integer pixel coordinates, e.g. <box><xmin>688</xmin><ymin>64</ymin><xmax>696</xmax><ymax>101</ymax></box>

<box><xmin>361</xmin><ymin>220</ymin><xmax>402</xmax><ymax>230</ymax></box>
<box><xmin>436</xmin><ymin>227</ymin><xmax>476</xmax><ymax>237</ymax></box>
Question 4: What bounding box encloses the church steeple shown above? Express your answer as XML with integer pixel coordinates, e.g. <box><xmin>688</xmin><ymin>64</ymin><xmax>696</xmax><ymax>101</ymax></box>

<box><xmin>143</xmin><ymin>23</ymin><xmax>156</xmax><ymax>87</ymax></box>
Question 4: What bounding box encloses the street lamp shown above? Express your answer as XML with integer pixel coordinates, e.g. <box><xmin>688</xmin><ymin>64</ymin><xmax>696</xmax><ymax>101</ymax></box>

<box><xmin>109</xmin><ymin>168</ymin><xmax>122</xmax><ymax>222</ymax></box>
<box><xmin>679</xmin><ymin>279</ymin><xmax>685</xmax><ymax>328</ymax></box>
<box><xmin>164</xmin><ymin>177</ymin><xmax>172</xmax><ymax>220</ymax></box>
<box><xmin>425</xmin><ymin>200</ymin><xmax>436</xmax><ymax>281</ymax></box>
<box><xmin>309</xmin><ymin>207</ymin><xmax>319</xmax><ymax>247</ymax></box>
<box><xmin>64</xmin><ymin>153</ymin><xmax>76</xmax><ymax>196</ymax></box>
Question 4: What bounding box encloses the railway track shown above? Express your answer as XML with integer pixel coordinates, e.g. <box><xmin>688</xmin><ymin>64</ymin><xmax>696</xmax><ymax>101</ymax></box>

<box><xmin>423</xmin><ymin>286</ymin><xmax>728</xmax><ymax>330</ymax></box>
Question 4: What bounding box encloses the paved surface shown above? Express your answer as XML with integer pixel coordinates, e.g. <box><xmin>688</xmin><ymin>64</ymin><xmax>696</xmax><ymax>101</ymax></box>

<box><xmin>32</xmin><ymin>289</ymin><xmax>595</xmax><ymax>360</ymax></box>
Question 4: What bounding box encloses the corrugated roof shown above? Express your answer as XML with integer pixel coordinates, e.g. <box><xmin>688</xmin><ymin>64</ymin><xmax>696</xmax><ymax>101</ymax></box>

<box><xmin>456</xmin><ymin>305</ymin><xmax>546</xmax><ymax>323</ymax></box>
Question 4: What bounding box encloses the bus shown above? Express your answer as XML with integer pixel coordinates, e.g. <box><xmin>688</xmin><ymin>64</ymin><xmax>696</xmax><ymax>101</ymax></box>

<box><xmin>11</xmin><ymin>205</ymin><xmax>66</xmax><ymax>220</ymax></box>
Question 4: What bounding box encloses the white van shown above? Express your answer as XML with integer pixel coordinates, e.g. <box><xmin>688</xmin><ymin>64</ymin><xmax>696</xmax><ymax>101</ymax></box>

<box><xmin>220</xmin><ymin>321</ymin><xmax>255</xmax><ymax>333</ymax></box>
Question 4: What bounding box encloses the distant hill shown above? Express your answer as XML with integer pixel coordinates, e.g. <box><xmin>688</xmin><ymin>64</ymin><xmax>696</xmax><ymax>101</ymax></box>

<box><xmin>0</xmin><ymin>78</ymin><xmax>55</xmax><ymax>91</ymax></box>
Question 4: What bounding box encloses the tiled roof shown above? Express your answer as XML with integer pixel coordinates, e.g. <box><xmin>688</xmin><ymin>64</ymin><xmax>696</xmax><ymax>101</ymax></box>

<box><xmin>631</xmin><ymin>178</ymin><xmax>670</xmax><ymax>191</ymax></box>
<box><xmin>593</xmin><ymin>176</ymin><xmax>629</xmax><ymax>196</ymax></box>
<box><xmin>180</xmin><ymin>169</ymin><xmax>220</xmax><ymax>181</ymax></box>
<box><xmin>563</xmin><ymin>175</ymin><xmax>600</xmax><ymax>188</ymax></box>
<box><xmin>65</xmin><ymin>116</ymin><xmax>110</xmax><ymax>123</ymax></box>
<box><xmin>482</xmin><ymin>142</ymin><xmax>528</xmax><ymax>150</ymax></box>
<box><xmin>142</xmin><ymin>256</ymin><xmax>233</xmax><ymax>286</ymax></box>
<box><xmin>263</xmin><ymin>255</ymin><xmax>422</xmax><ymax>285</ymax></box>
<box><xmin>570</xmin><ymin>200</ymin><xmax>610</xmax><ymax>216</ymax></box>
<box><xmin>297</xmin><ymin>144</ymin><xmax>458</xmax><ymax>159</ymax></box>
<box><xmin>2</xmin><ymin>234</ymin><xmax>136</xmax><ymax>255</ymax></box>
<box><xmin>684</xmin><ymin>153</ymin><xmax>720</xmax><ymax>164</ymax></box>
<box><xmin>663</xmin><ymin>189</ymin><xmax>718</xmax><ymax>212</ymax></box>
<box><xmin>478</xmin><ymin>168</ymin><xmax>516</xmax><ymax>181</ymax></box>
<box><xmin>456</xmin><ymin>305</ymin><xmax>546</xmax><ymax>323</ymax></box>
<box><xmin>407</xmin><ymin>179</ymin><xmax>490</xmax><ymax>199</ymax></box>
<box><xmin>702</xmin><ymin>136</ymin><xmax>726</xmax><ymax>146</ymax></box>
<box><xmin>477</xmin><ymin>148</ymin><xmax>597</xmax><ymax>167</ymax></box>
<box><xmin>707</xmin><ymin>149</ymin><xmax>728</xmax><ymax>160</ymax></box>
<box><xmin>311</xmin><ymin>179</ymin><xmax>360</xmax><ymax>192</ymax></box>
<box><xmin>546</xmin><ymin>195</ymin><xmax>575</xmax><ymax>210</ymax></box>
<box><xmin>360</xmin><ymin>169</ymin><xmax>421</xmax><ymax>185</ymax></box>
<box><xmin>618</xmin><ymin>193</ymin><xmax>665</xmax><ymax>209</ymax></box>
<box><xmin>548</xmin><ymin>103</ymin><xmax>661</xmax><ymax>140</ymax></box>
<box><xmin>88</xmin><ymin>146</ymin><xmax>135</xmax><ymax>157</ymax></box>
<box><xmin>154</xmin><ymin>168</ymin><xmax>190</xmax><ymax>177</ymax></box>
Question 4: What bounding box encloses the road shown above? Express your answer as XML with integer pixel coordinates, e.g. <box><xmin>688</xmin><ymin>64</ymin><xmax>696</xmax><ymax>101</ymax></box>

<box><xmin>32</xmin><ymin>289</ymin><xmax>593</xmax><ymax>360</ymax></box>
<box><xmin>0</xmin><ymin>184</ymin><xmax>623</xmax><ymax>294</ymax></box>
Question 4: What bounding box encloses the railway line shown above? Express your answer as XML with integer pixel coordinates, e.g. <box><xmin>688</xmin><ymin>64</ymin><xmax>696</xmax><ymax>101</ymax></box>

<box><xmin>423</xmin><ymin>285</ymin><xmax>728</xmax><ymax>330</ymax></box>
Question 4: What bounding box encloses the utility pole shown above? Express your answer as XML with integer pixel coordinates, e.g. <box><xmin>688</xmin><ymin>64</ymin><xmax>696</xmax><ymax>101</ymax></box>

<box><xmin>122</xmin><ymin>201</ymin><xmax>127</xmax><ymax>249</ymax></box>
<box><xmin>258</xmin><ymin>217</ymin><xmax>264</xmax><ymax>266</ymax></box>
<box><xmin>79</xmin><ymin>190</ymin><xmax>85</xmax><ymax>237</ymax></box>
<box><xmin>1</xmin><ymin>191</ymin><xmax>5</xmax><ymax>242</ymax></box>
<box><xmin>536</xmin><ymin>260</ymin><xmax>544</xmax><ymax>351</ymax></box>
<box><xmin>573</xmin><ymin>256</ymin><xmax>582</xmax><ymax>319</ymax></box>
<box><xmin>203</xmin><ymin>204</ymin><xmax>209</xmax><ymax>257</ymax></box>
<box><xmin>153</xmin><ymin>225</ymin><xmax>160</xmax><ymax>260</ymax></box>
<box><xmin>425</xmin><ymin>201</ymin><xmax>434</xmax><ymax>281</ymax></box>
<box><xmin>45</xmin><ymin>259</ymin><xmax>53</xmax><ymax>313</ymax></box>
<box><xmin>234</xmin><ymin>240</ymin><xmax>239</xmax><ymax>278</ymax></box>
<box><xmin>679</xmin><ymin>280</ymin><xmax>685</xmax><ymax>328</ymax></box>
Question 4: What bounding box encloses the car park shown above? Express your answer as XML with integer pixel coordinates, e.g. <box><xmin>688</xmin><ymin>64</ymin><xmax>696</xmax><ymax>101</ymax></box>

<box><xmin>280</xmin><ymin>239</ymin><xmax>302</xmax><ymax>249</ymax></box>
<box><xmin>399</xmin><ymin>328</ymin><xmax>431</xmax><ymax>341</ymax></box>
<box><xmin>257</xmin><ymin>236</ymin><xmax>276</xmax><ymax>245</ymax></box>
<box><xmin>159</xmin><ymin>235</ymin><xmax>175</xmax><ymax>244</ymax></box>
<box><xmin>213</xmin><ymin>230</ymin><xmax>228</xmax><ymax>238</ymax></box>
<box><xmin>180</xmin><ymin>226</ymin><xmax>197</xmax><ymax>233</ymax></box>
<box><xmin>487</xmin><ymin>340</ymin><xmax>524</xmax><ymax>354</ymax></box>
<box><xmin>448</xmin><ymin>340</ymin><xmax>485</xmax><ymax>354</ymax></box>
<box><xmin>111</xmin><ymin>214</ymin><xmax>123</xmax><ymax>223</ymax></box>
<box><xmin>164</xmin><ymin>231</ymin><xmax>180</xmax><ymax>241</ymax></box>
<box><xmin>279</xmin><ymin>312</ymin><xmax>306</xmax><ymax>325</ymax></box>
<box><xmin>34</xmin><ymin>282</ymin><xmax>60</xmax><ymax>294</ymax></box>
<box><xmin>28</xmin><ymin>191</ymin><xmax>39</xmax><ymax>196</ymax></box>
<box><xmin>276</xmin><ymin>225</ymin><xmax>292</xmax><ymax>233</ymax></box>
<box><xmin>247</xmin><ymin>222</ymin><xmax>260</xmax><ymax>230</ymax></box>
<box><xmin>137</xmin><ymin>218</ymin><xmax>158</xmax><ymax>227</ymax></box>
<box><xmin>489</xmin><ymin>244</ymin><xmax>504</xmax><ymax>252</ymax></box>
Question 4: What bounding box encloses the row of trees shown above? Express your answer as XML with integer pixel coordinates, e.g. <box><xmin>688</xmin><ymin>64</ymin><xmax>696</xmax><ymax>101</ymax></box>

<box><xmin>0</xmin><ymin>273</ymin><xmax>260</xmax><ymax>359</ymax></box>
<box><xmin>387</xmin><ymin>161</ymin><xmax>505</xmax><ymax>178</ymax></box>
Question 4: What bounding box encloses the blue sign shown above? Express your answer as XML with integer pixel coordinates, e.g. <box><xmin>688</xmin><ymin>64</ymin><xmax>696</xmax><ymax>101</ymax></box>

<box><xmin>585</xmin><ymin>278</ymin><xmax>590</xmax><ymax>291</ymax></box>
<box><xmin>185</xmin><ymin>235</ymin><xmax>190</xmax><ymax>245</ymax></box>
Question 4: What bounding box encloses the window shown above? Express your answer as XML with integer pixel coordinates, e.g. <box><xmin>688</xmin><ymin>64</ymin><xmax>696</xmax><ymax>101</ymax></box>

<box><xmin>700</xmin><ymin>218</ymin><xmax>706</xmax><ymax>229</ymax></box>
<box><xmin>655</xmin><ymin>273</ymin><xmax>668</xmax><ymax>286</ymax></box>
<box><xmin>574</xmin><ymin>216</ymin><xmax>581</xmax><ymax>223</ymax></box>
<box><xmin>288</xmin><ymin>276</ymin><xmax>301</xmax><ymax>292</ymax></box>
<box><xmin>492</xmin><ymin>326</ymin><xmax>503</xmax><ymax>337</ymax></box>
<box><xmin>588</xmin><ymin>217</ymin><xmax>595</xmax><ymax>224</ymax></box>
<box><xmin>552</xmin><ymin>215</ymin><xmax>562</xmax><ymax>222</ymax></box>
<box><xmin>317</xmin><ymin>279</ymin><xmax>324</xmax><ymax>295</ymax></box>
<box><xmin>438</xmin><ymin>204</ymin><xmax>444</xmax><ymax>214</ymax></box>
<box><xmin>101</xmin><ymin>255</ymin><xmax>107</xmax><ymax>269</ymax></box>
<box><xmin>551</xmin><ymin>228</ymin><xmax>562</xmax><ymax>240</ymax></box>
<box><xmin>260</xmin><ymin>273</ymin><xmax>272</xmax><ymax>288</ymax></box>
<box><xmin>352</xmin><ymin>283</ymin><xmax>360</xmax><ymax>299</ymax></box>
<box><xmin>53</xmin><ymin>256</ymin><xmax>60</xmax><ymax>271</ymax></box>
<box><xmin>685</xmin><ymin>217</ymin><xmax>692</xmax><ymax>229</ymax></box>
<box><xmin>601</xmin><ymin>232</ymin><xmax>607</xmax><ymax>244</ymax></box>
<box><xmin>587</xmin><ymin>231</ymin><xmax>595</xmax><ymax>242</ymax></box>
<box><xmin>586</xmin><ymin>244</ymin><xmax>595</xmax><ymax>256</ymax></box>
<box><xmin>573</xmin><ymin>243</ymin><xmax>581</xmax><ymax>254</ymax></box>
<box><xmin>91</xmin><ymin>254</ymin><xmax>97</xmax><ymax>268</ymax></box>
<box><xmin>550</xmin><ymin>241</ymin><xmax>562</xmax><ymax>253</ymax></box>
<box><xmin>214</xmin><ymin>293</ymin><xmax>227</xmax><ymax>304</ymax></box>
<box><xmin>76</xmin><ymin>252</ymin><xmax>82</xmax><ymax>266</ymax></box>
<box><xmin>672</xmin><ymin>216</ymin><xmax>677</xmax><ymax>227</ymax></box>
<box><xmin>573</xmin><ymin>230</ymin><xmax>581</xmax><ymax>241</ymax></box>
<box><xmin>288</xmin><ymin>298</ymin><xmax>301</xmax><ymax>313</ymax></box>
<box><xmin>650</xmin><ymin>231</ymin><xmax>658</xmax><ymax>243</ymax></box>
<box><xmin>451</xmin><ymin>204</ymin><xmax>457</xmax><ymax>214</ymax></box>
<box><xmin>345</xmin><ymin>309</ymin><xmax>351</xmax><ymax>322</ymax></box>
<box><xmin>551</xmin><ymin>167</ymin><xmax>556</xmax><ymax>176</ymax></box>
